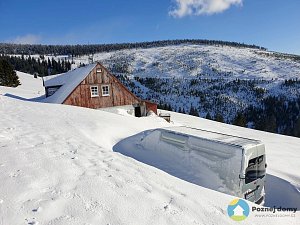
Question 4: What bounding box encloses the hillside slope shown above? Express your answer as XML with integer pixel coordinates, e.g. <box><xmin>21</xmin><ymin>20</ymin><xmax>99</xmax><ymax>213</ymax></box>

<box><xmin>92</xmin><ymin>45</ymin><xmax>300</xmax><ymax>80</ymax></box>
<box><xmin>67</xmin><ymin>44</ymin><xmax>300</xmax><ymax>134</ymax></box>
<box><xmin>0</xmin><ymin>71</ymin><xmax>45</xmax><ymax>100</ymax></box>
<box><xmin>0</xmin><ymin>71</ymin><xmax>299</xmax><ymax>224</ymax></box>
<box><xmin>6</xmin><ymin>44</ymin><xmax>300</xmax><ymax>135</ymax></box>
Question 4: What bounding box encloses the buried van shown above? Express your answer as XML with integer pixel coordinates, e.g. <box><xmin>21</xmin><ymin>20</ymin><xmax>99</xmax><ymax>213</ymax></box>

<box><xmin>114</xmin><ymin>126</ymin><xmax>267</xmax><ymax>205</ymax></box>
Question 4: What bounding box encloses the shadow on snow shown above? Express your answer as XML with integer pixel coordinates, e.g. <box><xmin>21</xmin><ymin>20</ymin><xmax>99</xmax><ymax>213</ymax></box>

<box><xmin>113</xmin><ymin>129</ymin><xmax>300</xmax><ymax>209</ymax></box>
<box><xmin>4</xmin><ymin>93</ymin><xmax>45</xmax><ymax>102</ymax></box>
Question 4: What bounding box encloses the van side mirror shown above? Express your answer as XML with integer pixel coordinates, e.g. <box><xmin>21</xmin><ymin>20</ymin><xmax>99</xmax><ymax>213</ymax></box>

<box><xmin>265</xmin><ymin>163</ymin><xmax>267</xmax><ymax>169</ymax></box>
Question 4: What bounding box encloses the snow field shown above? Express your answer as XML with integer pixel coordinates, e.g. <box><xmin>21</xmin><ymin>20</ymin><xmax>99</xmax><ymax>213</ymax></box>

<box><xmin>0</xmin><ymin>71</ymin><xmax>299</xmax><ymax>224</ymax></box>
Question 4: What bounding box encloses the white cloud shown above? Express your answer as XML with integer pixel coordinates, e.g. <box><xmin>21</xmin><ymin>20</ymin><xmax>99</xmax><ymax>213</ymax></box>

<box><xmin>9</xmin><ymin>34</ymin><xmax>41</xmax><ymax>44</ymax></box>
<box><xmin>169</xmin><ymin>0</ymin><xmax>243</xmax><ymax>18</ymax></box>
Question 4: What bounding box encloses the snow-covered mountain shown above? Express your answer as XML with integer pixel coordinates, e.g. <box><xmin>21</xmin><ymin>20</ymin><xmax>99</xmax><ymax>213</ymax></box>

<box><xmin>93</xmin><ymin>45</ymin><xmax>300</xmax><ymax>80</ymax></box>
<box><xmin>0</xmin><ymin>71</ymin><xmax>299</xmax><ymax>224</ymax></box>
<box><xmin>67</xmin><ymin>44</ymin><xmax>300</xmax><ymax>135</ymax></box>
<box><xmin>7</xmin><ymin>43</ymin><xmax>300</xmax><ymax>135</ymax></box>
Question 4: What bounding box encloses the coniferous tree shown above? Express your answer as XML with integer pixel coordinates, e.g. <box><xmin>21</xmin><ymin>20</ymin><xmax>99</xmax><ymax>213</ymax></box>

<box><xmin>178</xmin><ymin>107</ymin><xmax>182</xmax><ymax>113</ymax></box>
<box><xmin>189</xmin><ymin>106</ymin><xmax>199</xmax><ymax>117</ymax></box>
<box><xmin>0</xmin><ymin>59</ymin><xmax>20</xmax><ymax>87</ymax></box>
<box><xmin>205</xmin><ymin>112</ymin><xmax>212</xmax><ymax>120</ymax></box>
<box><xmin>0</xmin><ymin>55</ymin><xmax>71</xmax><ymax>76</ymax></box>
<box><xmin>215</xmin><ymin>113</ymin><xmax>224</xmax><ymax>123</ymax></box>
<box><xmin>265</xmin><ymin>114</ymin><xmax>277</xmax><ymax>133</ymax></box>
<box><xmin>233</xmin><ymin>112</ymin><xmax>247</xmax><ymax>127</ymax></box>
<box><xmin>293</xmin><ymin>117</ymin><xmax>300</xmax><ymax>137</ymax></box>
<box><xmin>0</xmin><ymin>40</ymin><xmax>267</xmax><ymax>56</ymax></box>
<box><xmin>193</xmin><ymin>108</ymin><xmax>199</xmax><ymax>117</ymax></box>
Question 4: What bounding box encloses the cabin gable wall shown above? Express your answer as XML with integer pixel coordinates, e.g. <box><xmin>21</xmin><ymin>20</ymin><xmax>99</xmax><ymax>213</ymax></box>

<box><xmin>63</xmin><ymin>64</ymin><xmax>140</xmax><ymax>109</ymax></box>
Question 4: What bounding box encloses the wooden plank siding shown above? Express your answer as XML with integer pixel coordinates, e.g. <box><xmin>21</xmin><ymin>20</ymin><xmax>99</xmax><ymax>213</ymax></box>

<box><xmin>144</xmin><ymin>101</ymin><xmax>158</xmax><ymax>114</ymax></box>
<box><xmin>63</xmin><ymin>63</ymin><xmax>140</xmax><ymax>109</ymax></box>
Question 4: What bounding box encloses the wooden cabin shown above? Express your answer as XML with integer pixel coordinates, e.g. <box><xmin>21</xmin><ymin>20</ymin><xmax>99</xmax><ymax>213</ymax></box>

<box><xmin>43</xmin><ymin>63</ymin><xmax>157</xmax><ymax>116</ymax></box>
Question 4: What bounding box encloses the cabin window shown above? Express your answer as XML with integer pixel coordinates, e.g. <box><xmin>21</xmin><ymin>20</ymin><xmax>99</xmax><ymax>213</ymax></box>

<box><xmin>96</xmin><ymin>68</ymin><xmax>102</xmax><ymax>73</ymax></box>
<box><xmin>90</xmin><ymin>86</ymin><xmax>99</xmax><ymax>97</ymax></box>
<box><xmin>102</xmin><ymin>85</ymin><xmax>110</xmax><ymax>96</ymax></box>
<box><xmin>47</xmin><ymin>86</ymin><xmax>60</xmax><ymax>97</ymax></box>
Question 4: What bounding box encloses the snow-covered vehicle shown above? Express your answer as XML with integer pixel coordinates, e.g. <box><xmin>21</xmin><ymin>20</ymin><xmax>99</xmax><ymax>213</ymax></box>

<box><xmin>118</xmin><ymin>126</ymin><xmax>267</xmax><ymax>205</ymax></box>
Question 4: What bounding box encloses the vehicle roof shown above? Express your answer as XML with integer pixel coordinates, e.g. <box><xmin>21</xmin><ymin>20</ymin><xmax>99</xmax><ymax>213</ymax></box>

<box><xmin>161</xmin><ymin>126</ymin><xmax>263</xmax><ymax>149</ymax></box>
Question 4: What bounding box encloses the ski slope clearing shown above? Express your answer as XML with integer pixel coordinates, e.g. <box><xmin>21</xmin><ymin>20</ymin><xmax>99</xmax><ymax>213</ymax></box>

<box><xmin>0</xmin><ymin>72</ymin><xmax>299</xmax><ymax>224</ymax></box>
<box><xmin>74</xmin><ymin>45</ymin><xmax>300</xmax><ymax>81</ymax></box>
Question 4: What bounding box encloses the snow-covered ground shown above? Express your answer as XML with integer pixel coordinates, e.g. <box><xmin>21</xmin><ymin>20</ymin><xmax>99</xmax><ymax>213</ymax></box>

<box><xmin>0</xmin><ymin>71</ymin><xmax>45</xmax><ymax>101</ymax></box>
<box><xmin>0</xmin><ymin>72</ymin><xmax>299</xmax><ymax>224</ymax></box>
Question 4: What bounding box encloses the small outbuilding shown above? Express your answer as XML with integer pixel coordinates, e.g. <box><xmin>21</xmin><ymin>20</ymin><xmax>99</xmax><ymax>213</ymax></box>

<box><xmin>43</xmin><ymin>62</ymin><xmax>157</xmax><ymax>116</ymax></box>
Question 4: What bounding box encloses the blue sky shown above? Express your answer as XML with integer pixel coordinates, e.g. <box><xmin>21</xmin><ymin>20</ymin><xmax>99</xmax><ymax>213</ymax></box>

<box><xmin>0</xmin><ymin>0</ymin><xmax>300</xmax><ymax>54</ymax></box>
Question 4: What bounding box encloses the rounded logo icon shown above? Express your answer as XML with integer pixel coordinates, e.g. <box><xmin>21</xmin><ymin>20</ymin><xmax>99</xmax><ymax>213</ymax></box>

<box><xmin>227</xmin><ymin>198</ymin><xmax>250</xmax><ymax>221</ymax></box>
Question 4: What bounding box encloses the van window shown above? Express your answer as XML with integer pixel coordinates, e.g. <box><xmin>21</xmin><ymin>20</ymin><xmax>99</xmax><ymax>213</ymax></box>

<box><xmin>245</xmin><ymin>155</ymin><xmax>266</xmax><ymax>184</ymax></box>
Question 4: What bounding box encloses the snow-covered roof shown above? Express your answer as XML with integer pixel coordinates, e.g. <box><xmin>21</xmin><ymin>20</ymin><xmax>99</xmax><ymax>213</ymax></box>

<box><xmin>43</xmin><ymin>72</ymin><xmax>67</xmax><ymax>87</ymax></box>
<box><xmin>43</xmin><ymin>63</ymin><xmax>96</xmax><ymax>104</ymax></box>
<box><xmin>162</xmin><ymin>126</ymin><xmax>262</xmax><ymax>149</ymax></box>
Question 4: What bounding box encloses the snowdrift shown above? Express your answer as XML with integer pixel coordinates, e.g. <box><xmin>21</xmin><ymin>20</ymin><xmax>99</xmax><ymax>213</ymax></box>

<box><xmin>0</xmin><ymin>73</ymin><xmax>299</xmax><ymax>224</ymax></box>
<box><xmin>114</xmin><ymin>128</ymin><xmax>245</xmax><ymax>197</ymax></box>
